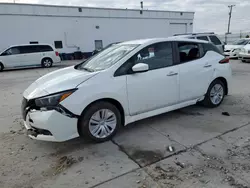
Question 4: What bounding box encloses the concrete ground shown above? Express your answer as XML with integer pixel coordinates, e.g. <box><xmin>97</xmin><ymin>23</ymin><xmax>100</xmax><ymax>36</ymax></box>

<box><xmin>0</xmin><ymin>60</ymin><xmax>250</xmax><ymax>188</ymax></box>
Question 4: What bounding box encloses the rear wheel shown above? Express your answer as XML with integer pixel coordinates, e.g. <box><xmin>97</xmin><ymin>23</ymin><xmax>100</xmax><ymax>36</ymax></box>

<box><xmin>78</xmin><ymin>101</ymin><xmax>121</xmax><ymax>142</ymax></box>
<box><xmin>202</xmin><ymin>79</ymin><xmax>225</xmax><ymax>108</ymax></box>
<box><xmin>41</xmin><ymin>58</ymin><xmax>53</xmax><ymax>68</ymax></box>
<box><xmin>0</xmin><ymin>63</ymin><xmax>4</xmax><ymax>72</ymax></box>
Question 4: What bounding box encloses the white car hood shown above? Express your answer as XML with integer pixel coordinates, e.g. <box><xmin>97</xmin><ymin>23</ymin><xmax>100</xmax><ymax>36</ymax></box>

<box><xmin>23</xmin><ymin>66</ymin><xmax>98</xmax><ymax>99</ymax></box>
<box><xmin>243</xmin><ymin>44</ymin><xmax>250</xmax><ymax>50</ymax></box>
<box><xmin>225</xmin><ymin>45</ymin><xmax>243</xmax><ymax>51</ymax></box>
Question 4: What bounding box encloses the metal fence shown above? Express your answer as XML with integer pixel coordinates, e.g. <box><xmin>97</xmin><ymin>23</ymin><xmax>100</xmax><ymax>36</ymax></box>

<box><xmin>218</xmin><ymin>31</ymin><xmax>250</xmax><ymax>44</ymax></box>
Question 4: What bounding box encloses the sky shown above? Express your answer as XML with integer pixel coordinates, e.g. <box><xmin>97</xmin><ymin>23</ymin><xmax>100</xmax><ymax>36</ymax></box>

<box><xmin>0</xmin><ymin>0</ymin><xmax>249</xmax><ymax>34</ymax></box>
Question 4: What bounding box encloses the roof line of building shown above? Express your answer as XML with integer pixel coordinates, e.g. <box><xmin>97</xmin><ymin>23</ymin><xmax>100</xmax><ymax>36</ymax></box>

<box><xmin>0</xmin><ymin>2</ymin><xmax>195</xmax><ymax>14</ymax></box>
<box><xmin>0</xmin><ymin>13</ymin><xmax>194</xmax><ymax>21</ymax></box>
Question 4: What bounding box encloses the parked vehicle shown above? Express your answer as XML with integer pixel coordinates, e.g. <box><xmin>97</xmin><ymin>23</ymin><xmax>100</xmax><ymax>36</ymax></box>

<box><xmin>239</xmin><ymin>44</ymin><xmax>250</xmax><ymax>62</ymax></box>
<box><xmin>224</xmin><ymin>38</ymin><xmax>250</xmax><ymax>58</ymax></box>
<box><xmin>0</xmin><ymin>44</ymin><xmax>61</xmax><ymax>71</ymax></box>
<box><xmin>22</xmin><ymin>38</ymin><xmax>231</xmax><ymax>142</ymax></box>
<box><xmin>173</xmin><ymin>32</ymin><xmax>224</xmax><ymax>53</ymax></box>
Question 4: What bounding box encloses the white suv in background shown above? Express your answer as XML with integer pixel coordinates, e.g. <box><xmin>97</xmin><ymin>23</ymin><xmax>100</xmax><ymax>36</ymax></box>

<box><xmin>22</xmin><ymin>38</ymin><xmax>231</xmax><ymax>142</ymax></box>
<box><xmin>0</xmin><ymin>44</ymin><xmax>61</xmax><ymax>71</ymax></box>
<box><xmin>173</xmin><ymin>32</ymin><xmax>224</xmax><ymax>53</ymax></box>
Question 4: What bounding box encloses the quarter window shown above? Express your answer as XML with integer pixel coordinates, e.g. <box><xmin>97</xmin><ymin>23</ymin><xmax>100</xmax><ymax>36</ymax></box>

<box><xmin>202</xmin><ymin>43</ymin><xmax>222</xmax><ymax>55</ymax></box>
<box><xmin>197</xmin><ymin>36</ymin><xmax>209</xmax><ymax>41</ymax></box>
<box><xmin>133</xmin><ymin>42</ymin><xmax>173</xmax><ymax>70</ymax></box>
<box><xmin>209</xmin><ymin>36</ymin><xmax>222</xmax><ymax>45</ymax></box>
<box><xmin>178</xmin><ymin>42</ymin><xmax>200</xmax><ymax>63</ymax></box>
<box><xmin>39</xmin><ymin>45</ymin><xmax>53</xmax><ymax>52</ymax></box>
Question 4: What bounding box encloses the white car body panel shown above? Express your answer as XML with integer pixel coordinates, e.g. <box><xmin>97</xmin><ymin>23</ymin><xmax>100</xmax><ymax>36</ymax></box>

<box><xmin>22</xmin><ymin>38</ymin><xmax>232</xmax><ymax>142</ymax></box>
<box><xmin>239</xmin><ymin>44</ymin><xmax>250</xmax><ymax>62</ymax></box>
<box><xmin>23</xmin><ymin>66</ymin><xmax>99</xmax><ymax>99</ymax></box>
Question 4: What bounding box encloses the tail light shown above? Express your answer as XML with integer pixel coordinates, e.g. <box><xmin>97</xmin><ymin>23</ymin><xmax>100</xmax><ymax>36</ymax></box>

<box><xmin>219</xmin><ymin>57</ymin><xmax>229</xmax><ymax>64</ymax></box>
<box><xmin>55</xmin><ymin>51</ymin><xmax>59</xmax><ymax>56</ymax></box>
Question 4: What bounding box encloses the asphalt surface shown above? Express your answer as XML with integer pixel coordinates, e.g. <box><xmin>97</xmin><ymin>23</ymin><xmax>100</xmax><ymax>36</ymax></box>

<box><xmin>0</xmin><ymin>60</ymin><xmax>250</xmax><ymax>188</ymax></box>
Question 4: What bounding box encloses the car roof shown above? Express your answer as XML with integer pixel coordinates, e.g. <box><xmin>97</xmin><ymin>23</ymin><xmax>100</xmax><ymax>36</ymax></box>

<box><xmin>9</xmin><ymin>43</ymin><xmax>53</xmax><ymax>48</ymax></box>
<box><xmin>119</xmin><ymin>37</ymin><xmax>209</xmax><ymax>45</ymax></box>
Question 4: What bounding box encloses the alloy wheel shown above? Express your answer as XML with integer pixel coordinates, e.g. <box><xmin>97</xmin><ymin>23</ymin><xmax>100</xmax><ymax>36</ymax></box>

<box><xmin>89</xmin><ymin>109</ymin><xmax>117</xmax><ymax>139</ymax></box>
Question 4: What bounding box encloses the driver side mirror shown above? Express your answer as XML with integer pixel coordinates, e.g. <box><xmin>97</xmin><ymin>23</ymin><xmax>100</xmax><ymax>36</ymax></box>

<box><xmin>132</xmin><ymin>63</ymin><xmax>149</xmax><ymax>73</ymax></box>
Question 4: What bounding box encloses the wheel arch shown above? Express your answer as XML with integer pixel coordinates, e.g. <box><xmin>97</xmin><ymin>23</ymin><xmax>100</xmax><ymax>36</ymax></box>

<box><xmin>77</xmin><ymin>98</ymin><xmax>125</xmax><ymax>134</ymax></box>
<box><xmin>41</xmin><ymin>57</ymin><xmax>53</xmax><ymax>63</ymax></box>
<box><xmin>212</xmin><ymin>77</ymin><xmax>228</xmax><ymax>95</ymax></box>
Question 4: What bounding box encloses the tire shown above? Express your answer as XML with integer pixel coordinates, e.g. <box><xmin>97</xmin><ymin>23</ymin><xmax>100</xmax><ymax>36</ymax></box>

<box><xmin>0</xmin><ymin>63</ymin><xmax>3</xmax><ymax>72</ymax></box>
<box><xmin>202</xmin><ymin>79</ymin><xmax>225</xmax><ymax>108</ymax></box>
<box><xmin>78</xmin><ymin>101</ymin><xmax>121</xmax><ymax>142</ymax></box>
<box><xmin>41</xmin><ymin>58</ymin><xmax>53</xmax><ymax>68</ymax></box>
<box><xmin>242</xmin><ymin>60</ymin><xmax>246</xmax><ymax>63</ymax></box>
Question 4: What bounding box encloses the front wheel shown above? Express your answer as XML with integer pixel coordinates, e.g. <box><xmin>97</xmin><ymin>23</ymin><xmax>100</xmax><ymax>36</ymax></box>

<box><xmin>202</xmin><ymin>80</ymin><xmax>225</xmax><ymax>108</ymax></box>
<box><xmin>0</xmin><ymin>63</ymin><xmax>3</xmax><ymax>72</ymax></box>
<box><xmin>78</xmin><ymin>101</ymin><xmax>121</xmax><ymax>142</ymax></box>
<box><xmin>41</xmin><ymin>58</ymin><xmax>53</xmax><ymax>68</ymax></box>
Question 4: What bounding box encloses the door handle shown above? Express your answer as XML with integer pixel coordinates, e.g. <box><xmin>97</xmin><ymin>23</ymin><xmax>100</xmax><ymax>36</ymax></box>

<box><xmin>167</xmin><ymin>72</ymin><xmax>178</xmax><ymax>76</ymax></box>
<box><xmin>204</xmin><ymin>64</ymin><xmax>212</xmax><ymax>68</ymax></box>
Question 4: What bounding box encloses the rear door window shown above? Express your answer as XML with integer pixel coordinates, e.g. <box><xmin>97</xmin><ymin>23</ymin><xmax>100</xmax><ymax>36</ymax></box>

<box><xmin>209</xmin><ymin>36</ymin><xmax>222</xmax><ymax>45</ymax></box>
<box><xmin>177</xmin><ymin>42</ymin><xmax>201</xmax><ymax>63</ymax></box>
<box><xmin>20</xmin><ymin>46</ymin><xmax>38</xmax><ymax>54</ymax></box>
<box><xmin>197</xmin><ymin>36</ymin><xmax>209</xmax><ymax>41</ymax></box>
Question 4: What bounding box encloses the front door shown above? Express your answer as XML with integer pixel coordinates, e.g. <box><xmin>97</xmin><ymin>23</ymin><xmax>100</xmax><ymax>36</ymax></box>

<box><xmin>126</xmin><ymin>42</ymin><xmax>179</xmax><ymax>116</ymax></box>
<box><xmin>0</xmin><ymin>47</ymin><xmax>23</xmax><ymax>68</ymax></box>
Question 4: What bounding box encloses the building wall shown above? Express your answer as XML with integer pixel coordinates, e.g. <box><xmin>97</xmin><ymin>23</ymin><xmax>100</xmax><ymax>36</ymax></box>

<box><xmin>0</xmin><ymin>3</ymin><xmax>194</xmax><ymax>53</ymax></box>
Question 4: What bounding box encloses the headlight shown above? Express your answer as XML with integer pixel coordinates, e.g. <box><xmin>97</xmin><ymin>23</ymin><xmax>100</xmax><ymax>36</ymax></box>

<box><xmin>35</xmin><ymin>89</ymin><xmax>76</xmax><ymax>107</ymax></box>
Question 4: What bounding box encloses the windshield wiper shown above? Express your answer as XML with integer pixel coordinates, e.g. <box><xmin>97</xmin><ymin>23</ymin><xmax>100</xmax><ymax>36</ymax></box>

<box><xmin>82</xmin><ymin>67</ymin><xmax>95</xmax><ymax>72</ymax></box>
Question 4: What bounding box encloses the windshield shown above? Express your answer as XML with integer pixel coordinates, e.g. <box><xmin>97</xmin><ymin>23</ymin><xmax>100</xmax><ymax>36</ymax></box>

<box><xmin>79</xmin><ymin>44</ymin><xmax>138</xmax><ymax>72</ymax></box>
<box><xmin>232</xmin><ymin>39</ymin><xmax>250</xmax><ymax>45</ymax></box>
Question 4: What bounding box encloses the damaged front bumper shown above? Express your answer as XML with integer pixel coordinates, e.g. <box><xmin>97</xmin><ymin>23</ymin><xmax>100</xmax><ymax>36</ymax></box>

<box><xmin>22</xmin><ymin>98</ymin><xmax>80</xmax><ymax>142</ymax></box>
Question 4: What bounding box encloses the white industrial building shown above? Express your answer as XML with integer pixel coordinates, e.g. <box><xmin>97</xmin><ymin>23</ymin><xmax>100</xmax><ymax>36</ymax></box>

<box><xmin>0</xmin><ymin>3</ymin><xmax>194</xmax><ymax>54</ymax></box>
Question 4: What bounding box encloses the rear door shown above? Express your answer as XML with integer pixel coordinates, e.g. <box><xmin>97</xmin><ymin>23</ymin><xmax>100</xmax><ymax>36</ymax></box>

<box><xmin>19</xmin><ymin>45</ymin><xmax>40</xmax><ymax>66</ymax></box>
<box><xmin>176</xmin><ymin>41</ymin><xmax>214</xmax><ymax>102</ymax></box>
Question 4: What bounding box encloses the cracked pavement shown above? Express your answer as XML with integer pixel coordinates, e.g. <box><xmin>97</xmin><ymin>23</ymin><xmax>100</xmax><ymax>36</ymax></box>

<box><xmin>0</xmin><ymin>60</ymin><xmax>250</xmax><ymax>188</ymax></box>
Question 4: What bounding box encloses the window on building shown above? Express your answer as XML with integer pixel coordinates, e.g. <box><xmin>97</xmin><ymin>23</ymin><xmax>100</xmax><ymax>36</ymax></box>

<box><xmin>197</xmin><ymin>36</ymin><xmax>209</xmax><ymax>41</ymax></box>
<box><xmin>132</xmin><ymin>42</ymin><xmax>173</xmax><ymax>70</ymax></box>
<box><xmin>95</xmin><ymin>40</ymin><xmax>103</xmax><ymax>50</ymax></box>
<box><xmin>29</xmin><ymin>41</ymin><xmax>39</xmax><ymax>44</ymax></box>
<box><xmin>209</xmin><ymin>36</ymin><xmax>222</xmax><ymax>45</ymax></box>
<box><xmin>78</xmin><ymin>8</ymin><xmax>82</xmax><ymax>12</ymax></box>
<box><xmin>178</xmin><ymin>42</ymin><xmax>200</xmax><ymax>63</ymax></box>
<box><xmin>54</xmin><ymin>41</ymin><xmax>63</xmax><ymax>49</ymax></box>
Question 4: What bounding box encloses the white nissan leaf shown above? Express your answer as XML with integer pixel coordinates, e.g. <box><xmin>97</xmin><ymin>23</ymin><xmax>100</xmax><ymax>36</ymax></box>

<box><xmin>22</xmin><ymin>38</ymin><xmax>232</xmax><ymax>142</ymax></box>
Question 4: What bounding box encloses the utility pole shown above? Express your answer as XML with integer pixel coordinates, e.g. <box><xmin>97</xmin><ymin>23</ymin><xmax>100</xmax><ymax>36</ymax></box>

<box><xmin>225</xmin><ymin>5</ymin><xmax>235</xmax><ymax>43</ymax></box>
<box><xmin>227</xmin><ymin>5</ymin><xmax>235</xmax><ymax>34</ymax></box>
<box><xmin>140</xmin><ymin>1</ymin><xmax>143</xmax><ymax>14</ymax></box>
